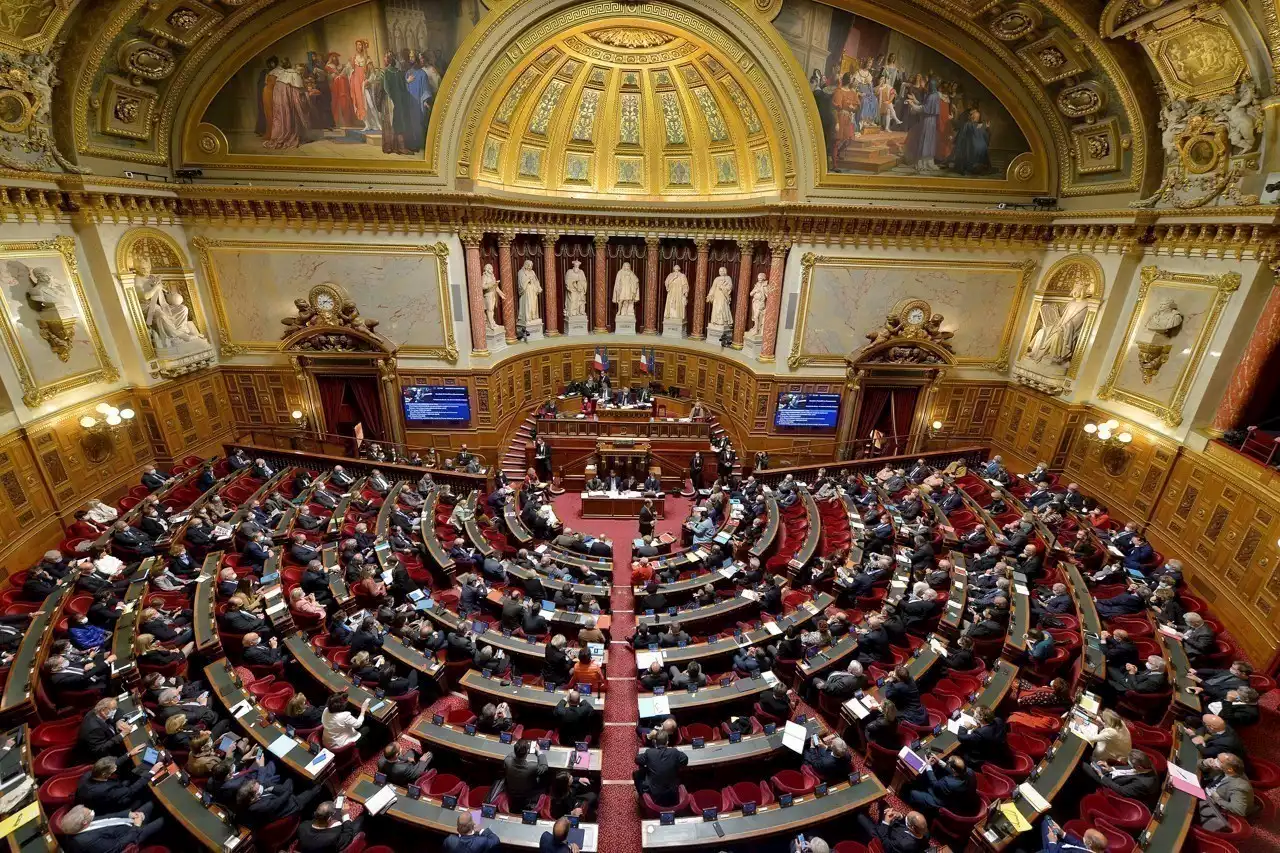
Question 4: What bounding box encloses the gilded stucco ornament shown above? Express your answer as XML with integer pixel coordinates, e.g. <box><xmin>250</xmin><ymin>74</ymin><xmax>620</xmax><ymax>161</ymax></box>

<box><xmin>0</xmin><ymin>47</ymin><xmax>87</xmax><ymax>172</ymax></box>
<box><xmin>1131</xmin><ymin>79</ymin><xmax>1261</xmax><ymax>209</ymax></box>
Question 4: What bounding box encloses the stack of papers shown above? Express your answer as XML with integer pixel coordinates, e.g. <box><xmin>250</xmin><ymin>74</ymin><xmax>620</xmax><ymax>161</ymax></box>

<box><xmin>1018</xmin><ymin>782</ymin><xmax>1051</xmax><ymax>812</ymax></box>
<box><xmin>364</xmin><ymin>785</ymin><xmax>399</xmax><ymax>815</ymax></box>
<box><xmin>844</xmin><ymin>696</ymin><xmax>871</xmax><ymax>719</ymax></box>
<box><xmin>1168</xmin><ymin>763</ymin><xmax>1205</xmax><ymax>798</ymax></box>
<box><xmin>267</xmin><ymin>734</ymin><xmax>297</xmax><ymax>757</ymax></box>
<box><xmin>781</xmin><ymin>720</ymin><xmax>808</xmax><ymax>753</ymax></box>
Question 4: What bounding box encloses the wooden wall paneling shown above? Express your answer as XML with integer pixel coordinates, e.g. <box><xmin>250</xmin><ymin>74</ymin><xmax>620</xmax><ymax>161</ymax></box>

<box><xmin>222</xmin><ymin>367</ymin><xmax>304</xmax><ymax>430</ymax></box>
<box><xmin>133</xmin><ymin>371</ymin><xmax>235</xmax><ymax>464</ymax></box>
<box><xmin>0</xmin><ymin>430</ymin><xmax>60</xmax><ymax>577</ymax></box>
<box><xmin>927</xmin><ymin>382</ymin><xmax>1006</xmax><ymax>442</ymax></box>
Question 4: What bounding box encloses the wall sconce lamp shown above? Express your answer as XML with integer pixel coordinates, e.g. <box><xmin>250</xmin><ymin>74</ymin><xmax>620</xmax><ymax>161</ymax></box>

<box><xmin>1082</xmin><ymin>418</ymin><xmax>1132</xmax><ymax>445</ymax></box>
<box><xmin>290</xmin><ymin>409</ymin><xmax>309</xmax><ymax>431</ymax></box>
<box><xmin>80</xmin><ymin>402</ymin><xmax>135</xmax><ymax>434</ymax></box>
<box><xmin>930</xmin><ymin>420</ymin><xmax>944</xmax><ymax>435</ymax></box>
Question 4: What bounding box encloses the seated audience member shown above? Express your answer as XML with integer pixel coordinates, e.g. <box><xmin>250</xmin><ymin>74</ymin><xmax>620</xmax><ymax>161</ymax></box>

<box><xmin>633</xmin><ymin>730</ymin><xmax>687</xmax><ymax>807</ymax></box>
<box><xmin>884</xmin><ymin>665</ymin><xmax>927</xmax><ymax>726</ymax></box>
<box><xmin>1100</xmin><ymin>629</ymin><xmax>1139</xmax><ymax>670</ymax></box>
<box><xmin>281</xmin><ymin>693</ymin><xmax>324</xmax><ymax>730</ymax></box>
<box><xmin>639</xmin><ymin>660</ymin><xmax>670</xmax><ymax>692</ymax></box>
<box><xmin>1109</xmin><ymin>655</ymin><xmax>1169</xmax><ymax>698</ymax></box>
<box><xmin>503</xmin><ymin>739</ymin><xmax>548</xmax><ymax>811</ymax></box>
<box><xmin>1011</xmin><ymin>677</ymin><xmax>1071</xmax><ymax>713</ymax></box>
<box><xmin>957</xmin><ymin>706</ymin><xmax>1008</xmax><ymax>768</ymax></box>
<box><xmin>77</xmin><ymin>698</ymin><xmax>129</xmax><ymax>761</ymax></box>
<box><xmin>856</xmin><ymin>809</ymin><xmax>930</xmax><ymax>853</ymax></box>
<box><xmin>377</xmin><ymin>742</ymin><xmax>433</xmax><ymax>786</ymax></box>
<box><xmin>1189</xmin><ymin>660</ymin><xmax>1253</xmax><ymax>703</ymax></box>
<box><xmin>234</xmin><ymin>776</ymin><xmax>325</xmax><ymax>829</ymax></box>
<box><xmin>442</xmin><ymin>811</ymin><xmax>500</xmax><ymax>853</ymax></box>
<box><xmin>577</xmin><ymin>617</ymin><xmax>605</xmax><ymax>646</ymax></box>
<box><xmin>568</xmin><ymin>648</ymin><xmax>604</xmax><ymax>694</ymax></box>
<box><xmin>1192</xmin><ymin>714</ymin><xmax>1248</xmax><ymax>766</ymax></box>
<box><xmin>1180</xmin><ymin>612</ymin><xmax>1217</xmax><ymax>662</ymax></box>
<box><xmin>298</xmin><ymin>800</ymin><xmax>365</xmax><ymax>853</ymax></box>
<box><xmin>803</xmin><ymin>735</ymin><xmax>852</xmax><ymax>783</ymax></box>
<box><xmin>1217</xmin><ymin>686</ymin><xmax>1260</xmax><ymax>728</ymax></box>
<box><xmin>668</xmin><ymin>662</ymin><xmax>707</xmax><ymax>691</ymax></box>
<box><xmin>289</xmin><ymin>587</ymin><xmax>327</xmax><ymax>621</ymax></box>
<box><xmin>1197</xmin><ymin>752</ymin><xmax>1255</xmax><ymax>833</ymax></box>
<box><xmin>476</xmin><ymin>702</ymin><xmax>514</xmax><ymax>734</ymax></box>
<box><xmin>547</xmin><ymin>770</ymin><xmax>597</xmax><ymax>820</ymax></box>
<box><xmin>220</xmin><ymin>595</ymin><xmax>269</xmax><ymax>635</ymax></box>
<box><xmin>905</xmin><ymin>755</ymin><xmax>979</xmax><ymax>817</ymax></box>
<box><xmin>864</xmin><ymin>700</ymin><xmax>902</xmax><ymax>750</ymax></box>
<box><xmin>76</xmin><ymin>756</ymin><xmax>152</xmax><ymax>812</ymax></box>
<box><xmin>1080</xmin><ymin>709</ymin><xmax>1131</xmax><ymax>763</ymax></box>
<box><xmin>758</xmin><ymin>683</ymin><xmax>793</xmax><ymax>721</ymax></box>
<box><xmin>1083</xmin><ymin>749</ymin><xmax>1161</xmax><ymax>805</ymax></box>
<box><xmin>59</xmin><ymin>804</ymin><xmax>165</xmax><ymax>853</ymax></box>
<box><xmin>818</xmin><ymin>660</ymin><xmax>869</xmax><ymax>699</ymax></box>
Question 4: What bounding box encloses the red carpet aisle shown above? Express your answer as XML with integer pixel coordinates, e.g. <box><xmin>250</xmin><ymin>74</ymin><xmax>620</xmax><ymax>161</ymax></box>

<box><xmin>556</xmin><ymin>491</ymin><xmax>692</xmax><ymax>853</ymax></box>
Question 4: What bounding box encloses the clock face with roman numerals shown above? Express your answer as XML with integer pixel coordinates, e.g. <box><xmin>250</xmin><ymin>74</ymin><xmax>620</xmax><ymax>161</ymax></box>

<box><xmin>893</xmin><ymin>298</ymin><xmax>932</xmax><ymax>330</ymax></box>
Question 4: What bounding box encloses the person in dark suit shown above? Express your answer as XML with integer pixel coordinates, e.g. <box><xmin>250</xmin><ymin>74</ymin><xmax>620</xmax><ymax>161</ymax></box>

<box><xmin>234</xmin><ymin>777</ymin><xmax>325</xmax><ymax>829</ymax></box>
<box><xmin>638</xmin><ymin>500</ymin><xmax>656</xmax><ymax>537</ymax></box>
<box><xmin>220</xmin><ymin>596</ymin><xmax>270</xmax><ymax>635</ymax></box>
<box><xmin>883</xmin><ymin>666</ymin><xmax>927</xmax><ymax>726</ymax></box>
<box><xmin>906</xmin><ymin>755</ymin><xmax>979</xmax><ymax>817</ymax></box>
<box><xmin>76</xmin><ymin>756</ymin><xmax>152</xmax><ymax>813</ymax></box>
<box><xmin>639</xmin><ymin>582</ymin><xmax>667</xmax><ymax>613</ymax></box>
<box><xmin>1122</xmin><ymin>535</ymin><xmax>1154</xmax><ymax>571</ymax></box>
<box><xmin>290</xmin><ymin>534</ymin><xmax>321</xmax><ymax>565</ymax></box>
<box><xmin>140</xmin><ymin>466</ymin><xmax>170</xmax><ymax>491</ymax></box>
<box><xmin>855</xmin><ymin>615</ymin><xmax>892</xmax><ymax>665</ymax></box>
<box><xmin>957</xmin><ymin>706</ymin><xmax>1009</xmax><ymax>768</ymax></box>
<box><xmin>22</xmin><ymin>566</ymin><xmax>58</xmax><ymax>600</ymax></box>
<box><xmin>76</xmin><ymin>698</ymin><xmax>129</xmax><ymax>761</ymax></box>
<box><xmin>539</xmin><ymin>817</ymin><xmax>578</xmax><ymax>853</ymax></box>
<box><xmin>1193</xmin><ymin>715</ymin><xmax>1248</xmax><ymax>765</ymax></box>
<box><xmin>58</xmin><ymin>803</ymin><xmax>165</xmax><ymax>853</ymax></box>
<box><xmin>443</xmin><ymin>812</ymin><xmax>501</xmax><ymax>853</ymax></box>
<box><xmin>138</xmin><ymin>507</ymin><xmax>169</xmax><ymax>540</ymax></box>
<box><xmin>638</xmin><ymin>661</ymin><xmax>671</xmax><ymax>692</ymax></box>
<box><xmin>554</xmin><ymin>691</ymin><xmax>596</xmax><ymax>745</ymax></box>
<box><xmin>1100</xmin><ymin>629</ymin><xmax>1139</xmax><ymax>669</ymax></box>
<box><xmin>46</xmin><ymin>653</ymin><xmax>110</xmax><ymax>696</ymax></box>
<box><xmin>1096</xmin><ymin>584</ymin><xmax>1148</xmax><ymax>619</ymax></box>
<box><xmin>1180</xmin><ymin>612</ymin><xmax>1217</xmax><ymax>661</ymax></box>
<box><xmin>504</xmin><ymin>739</ymin><xmax>549</xmax><ymax>811</ymax></box>
<box><xmin>240</xmin><ymin>533</ymin><xmax>271</xmax><ymax>570</ymax></box>
<box><xmin>863</xmin><ymin>516</ymin><xmax>895</xmax><ymax>555</ymax></box>
<box><xmin>586</xmin><ymin>536</ymin><xmax>612</xmax><ymax>558</ymax></box>
<box><xmin>855</xmin><ymin>809</ymin><xmax>930</xmax><ymax>853</ymax></box>
<box><xmin>242</xmin><ymin>633</ymin><xmax>283</xmax><ymax>667</ymax></box>
<box><xmin>1217</xmin><ymin>687</ymin><xmax>1260</xmax><ymax>728</ymax></box>
<box><xmin>377</xmin><ymin>743</ymin><xmax>433</xmax><ymax>786</ymax></box>
<box><xmin>297</xmin><ymin>801</ymin><xmax>364</xmax><ymax>853</ymax></box>
<box><xmin>1190</xmin><ymin>661</ymin><xmax>1253</xmax><ymax>703</ymax></box>
<box><xmin>541</xmin><ymin>636</ymin><xmax>573</xmax><ymax>687</ymax></box>
<box><xmin>633</xmin><ymin>730</ymin><xmax>688</xmax><ymax>807</ymax></box>
<box><xmin>1108</xmin><ymin>655</ymin><xmax>1168</xmax><ymax>698</ymax></box>
<box><xmin>803</xmin><ymin>735</ymin><xmax>853</xmax><ymax>783</ymax></box>
<box><xmin>110</xmin><ymin>521</ymin><xmax>154</xmax><ymax>556</ymax></box>
<box><xmin>1081</xmin><ymin>749</ymin><xmax>1160</xmax><ymax>805</ymax></box>
<box><xmin>195</xmin><ymin>464</ymin><xmax>218</xmax><ymax>491</ymax></box>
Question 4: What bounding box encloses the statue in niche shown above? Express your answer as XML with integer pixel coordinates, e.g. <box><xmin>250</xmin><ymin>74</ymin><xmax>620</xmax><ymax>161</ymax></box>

<box><xmin>25</xmin><ymin>266</ymin><xmax>77</xmax><ymax>361</ymax></box>
<box><xmin>747</xmin><ymin>272</ymin><xmax>768</xmax><ymax>338</ymax></box>
<box><xmin>613</xmin><ymin>261</ymin><xmax>640</xmax><ymax>321</ymax></box>
<box><xmin>1027</xmin><ymin>278</ymin><xmax>1092</xmax><ymax>366</ymax></box>
<box><xmin>707</xmin><ymin>266</ymin><xmax>734</xmax><ymax>328</ymax></box>
<box><xmin>481</xmin><ymin>263</ymin><xmax>503</xmax><ymax>331</ymax></box>
<box><xmin>517</xmin><ymin>260</ymin><xmax>542</xmax><ymax>324</ymax></box>
<box><xmin>133</xmin><ymin>251</ymin><xmax>205</xmax><ymax>349</ymax></box>
<box><xmin>563</xmin><ymin>260</ymin><xmax>588</xmax><ymax>319</ymax></box>
<box><xmin>663</xmin><ymin>264</ymin><xmax>688</xmax><ymax>323</ymax></box>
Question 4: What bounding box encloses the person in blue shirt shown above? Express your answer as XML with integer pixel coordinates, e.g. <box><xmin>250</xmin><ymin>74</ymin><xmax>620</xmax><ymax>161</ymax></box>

<box><xmin>692</xmin><ymin>513</ymin><xmax>717</xmax><ymax>545</ymax></box>
<box><xmin>1038</xmin><ymin>818</ymin><xmax>1107</xmax><ymax>853</ymax></box>
<box><xmin>1025</xmin><ymin>628</ymin><xmax>1056</xmax><ymax>663</ymax></box>
<box><xmin>905</xmin><ymin>754</ymin><xmax>979</xmax><ymax>817</ymax></box>
<box><xmin>1122</xmin><ymin>534</ymin><xmax>1154</xmax><ymax>571</ymax></box>
<box><xmin>983</xmin><ymin>456</ymin><xmax>1007</xmax><ymax>480</ymax></box>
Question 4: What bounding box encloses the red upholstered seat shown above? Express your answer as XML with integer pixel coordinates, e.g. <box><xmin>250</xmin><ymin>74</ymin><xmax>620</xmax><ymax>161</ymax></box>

<box><xmin>253</xmin><ymin>816</ymin><xmax>300</xmax><ymax>852</ymax></box>
<box><xmin>424</xmin><ymin>773</ymin><xmax>467</xmax><ymax>800</ymax></box>
<box><xmin>36</xmin><ymin>771</ymin><xmax>80</xmax><ymax>809</ymax></box>
<box><xmin>723</xmin><ymin>781</ymin><xmax>773</xmax><ymax>809</ymax></box>
<box><xmin>1249</xmin><ymin>757</ymin><xmax>1280</xmax><ymax>790</ymax></box>
<box><xmin>770</xmin><ymin>767</ymin><xmax>817</xmax><ymax>796</ymax></box>
<box><xmin>1080</xmin><ymin>791</ymin><xmax>1150</xmax><ymax>832</ymax></box>
<box><xmin>976</xmin><ymin>768</ymin><xmax>1014</xmax><ymax>800</ymax></box>
<box><xmin>641</xmin><ymin>787</ymin><xmax>690</xmax><ymax>818</ymax></box>
<box><xmin>1191</xmin><ymin>813</ymin><xmax>1252</xmax><ymax>845</ymax></box>
<box><xmin>931</xmin><ymin>798</ymin><xmax>988</xmax><ymax>849</ymax></box>
<box><xmin>30</xmin><ymin>718</ymin><xmax>80</xmax><ymax>752</ymax></box>
<box><xmin>688</xmin><ymin>789</ymin><xmax>725</xmax><ymax>816</ymax></box>
<box><xmin>32</xmin><ymin>746</ymin><xmax>88</xmax><ymax>779</ymax></box>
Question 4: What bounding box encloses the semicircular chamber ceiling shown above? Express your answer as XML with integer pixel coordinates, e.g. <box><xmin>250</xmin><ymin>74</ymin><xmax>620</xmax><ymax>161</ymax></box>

<box><xmin>54</xmin><ymin>0</ymin><xmax>1157</xmax><ymax>201</ymax></box>
<box><xmin>468</xmin><ymin>19</ymin><xmax>784</xmax><ymax>201</ymax></box>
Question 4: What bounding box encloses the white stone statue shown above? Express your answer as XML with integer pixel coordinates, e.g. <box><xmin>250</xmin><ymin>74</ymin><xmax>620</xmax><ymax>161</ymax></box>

<box><xmin>663</xmin><ymin>264</ymin><xmax>689</xmax><ymax>322</ymax></box>
<box><xmin>563</xmin><ymin>259</ymin><xmax>588</xmax><ymax>318</ymax></box>
<box><xmin>26</xmin><ymin>266</ymin><xmax>72</xmax><ymax>311</ymax></box>
<box><xmin>481</xmin><ymin>263</ymin><xmax>502</xmax><ymax>331</ymax></box>
<box><xmin>134</xmin><ymin>253</ymin><xmax>204</xmax><ymax>348</ymax></box>
<box><xmin>1224</xmin><ymin>79</ymin><xmax>1260</xmax><ymax>154</ymax></box>
<box><xmin>747</xmin><ymin>272</ymin><xmax>769</xmax><ymax>337</ymax></box>
<box><xmin>707</xmin><ymin>266</ymin><xmax>734</xmax><ymax>327</ymax></box>
<box><xmin>613</xmin><ymin>261</ymin><xmax>640</xmax><ymax>321</ymax></box>
<box><xmin>517</xmin><ymin>260</ymin><xmax>542</xmax><ymax>324</ymax></box>
<box><xmin>1146</xmin><ymin>298</ymin><xmax>1184</xmax><ymax>337</ymax></box>
<box><xmin>1027</xmin><ymin>279</ymin><xmax>1091</xmax><ymax>366</ymax></box>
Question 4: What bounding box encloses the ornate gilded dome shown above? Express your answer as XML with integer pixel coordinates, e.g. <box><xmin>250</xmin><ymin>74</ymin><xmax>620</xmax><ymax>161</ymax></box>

<box><xmin>469</xmin><ymin>20</ymin><xmax>784</xmax><ymax>201</ymax></box>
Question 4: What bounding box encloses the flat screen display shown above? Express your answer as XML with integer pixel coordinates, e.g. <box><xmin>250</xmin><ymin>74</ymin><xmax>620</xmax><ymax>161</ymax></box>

<box><xmin>774</xmin><ymin>392</ymin><xmax>840</xmax><ymax>429</ymax></box>
<box><xmin>402</xmin><ymin>386</ymin><xmax>471</xmax><ymax>424</ymax></box>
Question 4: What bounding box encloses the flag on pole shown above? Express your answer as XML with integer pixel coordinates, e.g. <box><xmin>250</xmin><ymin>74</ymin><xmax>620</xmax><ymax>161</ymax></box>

<box><xmin>592</xmin><ymin>347</ymin><xmax>607</xmax><ymax>372</ymax></box>
<box><xmin>645</xmin><ymin>347</ymin><xmax>656</xmax><ymax>375</ymax></box>
<box><xmin>637</xmin><ymin>347</ymin><xmax>651</xmax><ymax>375</ymax></box>
<box><xmin>600</xmin><ymin>348</ymin><xmax>610</xmax><ymax>372</ymax></box>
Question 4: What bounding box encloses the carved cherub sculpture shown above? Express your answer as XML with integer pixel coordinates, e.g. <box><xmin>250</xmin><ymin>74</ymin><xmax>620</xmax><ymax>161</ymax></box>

<box><xmin>866</xmin><ymin>313</ymin><xmax>902</xmax><ymax>345</ymax></box>
<box><xmin>923</xmin><ymin>313</ymin><xmax>955</xmax><ymax>351</ymax></box>
<box><xmin>340</xmin><ymin>300</ymin><xmax>379</xmax><ymax>333</ymax></box>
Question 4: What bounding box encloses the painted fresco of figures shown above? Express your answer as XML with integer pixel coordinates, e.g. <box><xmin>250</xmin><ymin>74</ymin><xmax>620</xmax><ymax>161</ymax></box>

<box><xmin>780</xmin><ymin>0</ymin><xmax>1026</xmax><ymax>178</ymax></box>
<box><xmin>203</xmin><ymin>1</ymin><xmax>477</xmax><ymax>160</ymax></box>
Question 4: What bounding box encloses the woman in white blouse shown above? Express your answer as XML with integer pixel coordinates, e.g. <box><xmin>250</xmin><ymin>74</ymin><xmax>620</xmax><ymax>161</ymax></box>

<box><xmin>84</xmin><ymin>498</ymin><xmax>118</xmax><ymax>525</ymax></box>
<box><xmin>1081</xmin><ymin>708</ymin><xmax>1132</xmax><ymax>763</ymax></box>
<box><xmin>321</xmin><ymin>691</ymin><xmax>371</xmax><ymax>751</ymax></box>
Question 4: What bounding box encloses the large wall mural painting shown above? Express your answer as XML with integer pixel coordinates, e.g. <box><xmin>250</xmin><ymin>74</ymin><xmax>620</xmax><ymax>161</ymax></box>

<box><xmin>775</xmin><ymin>0</ymin><xmax>1030</xmax><ymax>179</ymax></box>
<box><xmin>199</xmin><ymin>1</ymin><xmax>478</xmax><ymax>161</ymax></box>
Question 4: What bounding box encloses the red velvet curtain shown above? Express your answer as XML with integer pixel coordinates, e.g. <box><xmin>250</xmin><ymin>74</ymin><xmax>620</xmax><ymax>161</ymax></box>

<box><xmin>317</xmin><ymin>376</ymin><xmax>348</xmax><ymax>438</ymax></box>
<box><xmin>884</xmin><ymin>387</ymin><xmax>920</xmax><ymax>456</ymax></box>
<box><xmin>856</xmin><ymin>388</ymin><xmax>892</xmax><ymax>451</ymax></box>
<box><xmin>348</xmin><ymin>376</ymin><xmax>386</xmax><ymax>442</ymax></box>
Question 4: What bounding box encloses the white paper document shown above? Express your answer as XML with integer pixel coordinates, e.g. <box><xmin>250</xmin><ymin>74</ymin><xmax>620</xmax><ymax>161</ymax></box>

<box><xmin>764</xmin><ymin>621</ymin><xmax>783</xmax><ymax>636</ymax></box>
<box><xmin>1018</xmin><ymin>782</ymin><xmax>1051</xmax><ymax>812</ymax></box>
<box><xmin>267</xmin><ymin>734</ymin><xmax>297</xmax><ymax>757</ymax></box>
<box><xmin>638</xmin><ymin>695</ymin><xmax>670</xmax><ymax>717</ymax></box>
<box><xmin>1014</xmin><ymin>584</ymin><xmax>1030</xmax><ymax>596</ymax></box>
<box><xmin>844</xmin><ymin>696</ymin><xmax>871</xmax><ymax>719</ymax></box>
<box><xmin>364</xmin><ymin>785</ymin><xmax>398</xmax><ymax>815</ymax></box>
<box><xmin>781</xmin><ymin>720</ymin><xmax>808</xmax><ymax>754</ymax></box>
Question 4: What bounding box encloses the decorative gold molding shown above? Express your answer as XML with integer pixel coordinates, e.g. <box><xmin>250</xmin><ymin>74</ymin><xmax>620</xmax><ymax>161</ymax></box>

<box><xmin>0</xmin><ymin>236</ymin><xmax>119</xmax><ymax>408</ymax></box>
<box><xmin>1097</xmin><ymin>265</ymin><xmax>1240</xmax><ymax>427</ymax></box>
<box><xmin>788</xmin><ymin>253</ymin><xmax>1034</xmax><ymax>370</ymax></box>
<box><xmin>192</xmin><ymin>237</ymin><xmax>458</xmax><ymax>364</ymax></box>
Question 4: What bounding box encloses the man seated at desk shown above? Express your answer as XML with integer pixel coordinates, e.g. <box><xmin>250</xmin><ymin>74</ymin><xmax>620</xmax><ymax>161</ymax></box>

<box><xmin>642</xmin><ymin>471</ymin><xmax>662</xmax><ymax>496</ymax></box>
<box><xmin>554</xmin><ymin>689</ymin><xmax>597</xmax><ymax>744</ymax></box>
<box><xmin>1082</xmin><ymin>749</ymin><xmax>1160</xmax><ymax>805</ymax></box>
<box><xmin>584</xmin><ymin>472</ymin><xmax>606</xmax><ymax>492</ymax></box>
<box><xmin>803</xmin><ymin>734</ymin><xmax>853</xmax><ymax>782</ymax></box>
<box><xmin>903</xmin><ymin>754</ymin><xmax>979</xmax><ymax>818</ymax></box>
<box><xmin>504</xmin><ymin>739</ymin><xmax>549</xmax><ymax>812</ymax></box>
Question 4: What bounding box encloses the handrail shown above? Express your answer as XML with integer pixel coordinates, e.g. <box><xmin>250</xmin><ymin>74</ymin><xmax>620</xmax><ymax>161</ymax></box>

<box><xmin>753</xmin><ymin>443</ymin><xmax>990</xmax><ymax>487</ymax></box>
<box><xmin>233</xmin><ymin>425</ymin><xmax>491</xmax><ymax>467</ymax></box>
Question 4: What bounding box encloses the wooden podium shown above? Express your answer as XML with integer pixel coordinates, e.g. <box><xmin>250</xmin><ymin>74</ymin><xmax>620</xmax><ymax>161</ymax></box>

<box><xmin>597</xmin><ymin>438</ymin><xmax>651</xmax><ymax>480</ymax></box>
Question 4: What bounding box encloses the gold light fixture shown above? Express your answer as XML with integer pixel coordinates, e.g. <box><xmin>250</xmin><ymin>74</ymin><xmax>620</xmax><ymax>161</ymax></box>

<box><xmin>930</xmin><ymin>420</ymin><xmax>944</xmax><ymax>435</ymax></box>
<box><xmin>80</xmin><ymin>403</ymin><xmax>134</xmax><ymax>435</ymax></box>
<box><xmin>291</xmin><ymin>409</ymin><xmax>309</xmax><ymax>431</ymax></box>
<box><xmin>1083</xmin><ymin>417</ymin><xmax>1133</xmax><ymax>476</ymax></box>
<box><xmin>1083</xmin><ymin>418</ymin><xmax>1131</xmax><ymax>445</ymax></box>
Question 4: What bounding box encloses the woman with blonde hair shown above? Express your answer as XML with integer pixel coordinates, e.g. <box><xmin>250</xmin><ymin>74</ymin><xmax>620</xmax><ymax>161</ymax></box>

<box><xmin>163</xmin><ymin>713</ymin><xmax>195</xmax><ymax>751</ymax></box>
<box><xmin>282</xmin><ymin>691</ymin><xmax>323</xmax><ymax>729</ymax></box>
<box><xmin>134</xmin><ymin>633</ymin><xmax>186</xmax><ymax>667</ymax></box>
<box><xmin>185</xmin><ymin>731</ymin><xmax>221</xmax><ymax>777</ymax></box>
<box><xmin>1081</xmin><ymin>708</ymin><xmax>1131</xmax><ymax>763</ymax></box>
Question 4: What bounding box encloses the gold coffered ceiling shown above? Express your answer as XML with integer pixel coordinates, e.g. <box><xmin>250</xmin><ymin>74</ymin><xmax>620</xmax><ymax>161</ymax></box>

<box><xmin>471</xmin><ymin>22</ymin><xmax>782</xmax><ymax>201</ymax></box>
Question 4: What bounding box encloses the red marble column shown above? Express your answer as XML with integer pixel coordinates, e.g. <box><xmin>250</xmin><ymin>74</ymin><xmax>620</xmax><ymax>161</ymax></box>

<box><xmin>462</xmin><ymin>233</ymin><xmax>488</xmax><ymax>355</ymax></box>
<box><xmin>732</xmin><ymin>239</ymin><xmax>754</xmax><ymax>349</ymax></box>
<box><xmin>691</xmin><ymin>237</ymin><xmax>711</xmax><ymax>339</ymax></box>
<box><xmin>543</xmin><ymin>234</ymin><xmax>559</xmax><ymax>336</ymax></box>
<box><xmin>497</xmin><ymin>232</ymin><xmax>517</xmax><ymax>342</ymax></box>
<box><xmin>760</xmin><ymin>238</ymin><xmax>789</xmax><ymax>362</ymax></box>
<box><xmin>1212</xmin><ymin>281</ymin><xmax>1280</xmax><ymax>431</ymax></box>
<box><xmin>593</xmin><ymin>234</ymin><xmax>609</xmax><ymax>332</ymax></box>
<box><xmin>643</xmin><ymin>235</ymin><xmax>660</xmax><ymax>334</ymax></box>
